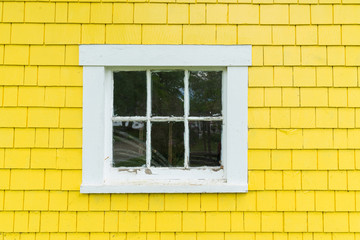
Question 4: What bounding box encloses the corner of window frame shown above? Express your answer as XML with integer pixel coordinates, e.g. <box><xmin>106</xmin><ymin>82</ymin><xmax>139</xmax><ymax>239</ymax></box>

<box><xmin>79</xmin><ymin>45</ymin><xmax>252</xmax><ymax>193</ymax></box>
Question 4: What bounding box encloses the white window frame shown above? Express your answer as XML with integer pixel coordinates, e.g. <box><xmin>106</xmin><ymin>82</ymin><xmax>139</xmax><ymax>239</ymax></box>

<box><xmin>80</xmin><ymin>45</ymin><xmax>251</xmax><ymax>193</ymax></box>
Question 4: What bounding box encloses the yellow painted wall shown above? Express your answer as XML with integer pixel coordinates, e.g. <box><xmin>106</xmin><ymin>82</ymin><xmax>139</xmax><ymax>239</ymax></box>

<box><xmin>0</xmin><ymin>0</ymin><xmax>360</xmax><ymax>240</ymax></box>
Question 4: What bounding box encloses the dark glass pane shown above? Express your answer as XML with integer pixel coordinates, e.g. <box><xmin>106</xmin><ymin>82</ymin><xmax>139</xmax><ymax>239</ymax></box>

<box><xmin>113</xmin><ymin>71</ymin><xmax>147</xmax><ymax>116</ymax></box>
<box><xmin>151</xmin><ymin>122</ymin><xmax>184</xmax><ymax>167</ymax></box>
<box><xmin>189</xmin><ymin>71</ymin><xmax>222</xmax><ymax>116</ymax></box>
<box><xmin>113</xmin><ymin>121</ymin><xmax>146</xmax><ymax>167</ymax></box>
<box><xmin>189</xmin><ymin>121</ymin><xmax>222</xmax><ymax>167</ymax></box>
<box><xmin>152</xmin><ymin>71</ymin><xmax>184</xmax><ymax>116</ymax></box>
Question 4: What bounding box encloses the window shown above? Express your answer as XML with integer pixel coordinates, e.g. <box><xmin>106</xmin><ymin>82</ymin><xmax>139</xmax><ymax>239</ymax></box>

<box><xmin>80</xmin><ymin>45</ymin><xmax>251</xmax><ymax>193</ymax></box>
<box><xmin>113</xmin><ymin>70</ymin><xmax>223</xmax><ymax>168</ymax></box>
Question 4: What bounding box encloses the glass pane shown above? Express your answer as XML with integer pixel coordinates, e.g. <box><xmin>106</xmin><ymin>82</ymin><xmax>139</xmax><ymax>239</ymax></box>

<box><xmin>152</xmin><ymin>71</ymin><xmax>184</xmax><ymax>116</ymax></box>
<box><xmin>113</xmin><ymin>121</ymin><xmax>146</xmax><ymax>167</ymax></box>
<box><xmin>113</xmin><ymin>71</ymin><xmax>147</xmax><ymax>116</ymax></box>
<box><xmin>189</xmin><ymin>121</ymin><xmax>222</xmax><ymax>167</ymax></box>
<box><xmin>151</xmin><ymin>122</ymin><xmax>184</xmax><ymax>167</ymax></box>
<box><xmin>189</xmin><ymin>71</ymin><xmax>222</xmax><ymax>116</ymax></box>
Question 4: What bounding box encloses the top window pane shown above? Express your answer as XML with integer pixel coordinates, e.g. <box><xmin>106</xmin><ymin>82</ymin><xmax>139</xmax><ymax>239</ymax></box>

<box><xmin>152</xmin><ymin>71</ymin><xmax>184</xmax><ymax>117</ymax></box>
<box><xmin>113</xmin><ymin>71</ymin><xmax>147</xmax><ymax>116</ymax></box>
<box><xmin>189</xmin><ymin>71</ymin><xmax>222</xmax><ymax>117</ymax></box>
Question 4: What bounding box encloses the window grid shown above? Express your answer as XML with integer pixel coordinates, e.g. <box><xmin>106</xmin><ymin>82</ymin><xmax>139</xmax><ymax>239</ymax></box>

<box><xmin>146</xmin><ymin>69</ymin><xmax>152</xmax><ymax>168</ymax></box>
<box><xmin>184</xmin><ymin>70</ymin><xmax>190</xmax><ymax>168</ymax></box>
<box><xmin>111</xmin><ymin>69</ymin><xmax>224</xmax><ymax>169</ymax></box>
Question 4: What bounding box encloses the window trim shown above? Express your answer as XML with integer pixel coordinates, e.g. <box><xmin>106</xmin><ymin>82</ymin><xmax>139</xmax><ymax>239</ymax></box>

<box><xmin>80</xmin><ymin>45</ymin><xmax>251</xmax><ymax>193</ymax></box>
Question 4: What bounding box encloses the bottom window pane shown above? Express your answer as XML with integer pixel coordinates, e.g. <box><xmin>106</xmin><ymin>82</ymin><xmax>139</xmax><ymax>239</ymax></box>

<box><xmin>113</xmin><ymin>122</ymin><xmax>146</xmax><ymax>167</ymax></box>
<box><xmin>151</xmin><ymin>122</ymin><xmax>184</xmax><ymax>167</ymax></box>
<box><xmin>189</xmin><ymin>121</ymin><xmax>222</xmax><ymax>167</ymax></box>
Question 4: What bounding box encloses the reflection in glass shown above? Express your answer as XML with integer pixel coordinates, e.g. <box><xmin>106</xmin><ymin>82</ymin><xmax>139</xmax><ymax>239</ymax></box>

<box><xmin>152</xmin><ymin>71</ymin><xmax>184</xmax><ymax>116</ymax></box>
<box><xmin>189</xmin><ymin>71</ymin><xmax>222</xmax><ymax>116</ymax></box>
<box><xmin>151</xmin><ymin>122</ymin><xmax>184</xmax><ymax>167</ymax></box>
<box><xmin>113</xmin><ymin>121</ymin><xmax>146</xmax><ymax>167</ymax></box>
<box><xmin>113</xmin><ymin>71</ymin><xmax>147</xmax><ymax>116</ymax></box>
<box><xmin>189</xmin><ymin>121</ymin><xmax>222</xmax><ymax>167</ymax></box>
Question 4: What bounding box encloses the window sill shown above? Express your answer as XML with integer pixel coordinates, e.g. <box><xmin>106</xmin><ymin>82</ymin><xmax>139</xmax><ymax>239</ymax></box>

<box><xmin>80</xmin><ymin>182</ymin><xmax>248</xmax><ymax>193</ymax></box>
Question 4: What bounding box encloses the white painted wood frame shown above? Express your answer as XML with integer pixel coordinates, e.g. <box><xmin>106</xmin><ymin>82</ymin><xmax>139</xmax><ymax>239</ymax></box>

<box><xmin>80</xmin><ymin>45</ymin><xmax>251</xmax><ymax>193</ymax></box>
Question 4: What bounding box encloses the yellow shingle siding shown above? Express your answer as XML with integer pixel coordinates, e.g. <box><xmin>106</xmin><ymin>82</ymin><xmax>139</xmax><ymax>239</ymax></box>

<box><xmin>0</xmin><ymin>0</ymin><xmax>360</xmax><ymax>239</ymax></box>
